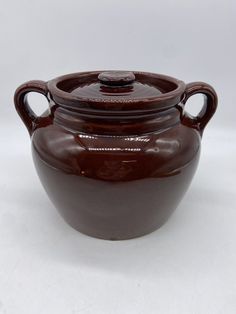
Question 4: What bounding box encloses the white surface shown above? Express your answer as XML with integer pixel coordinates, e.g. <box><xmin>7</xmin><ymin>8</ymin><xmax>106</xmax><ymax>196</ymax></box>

<box><xmin>1</xmin><ymin>0</ymin><xmax>236</xmax><ymax>313</ymax></box>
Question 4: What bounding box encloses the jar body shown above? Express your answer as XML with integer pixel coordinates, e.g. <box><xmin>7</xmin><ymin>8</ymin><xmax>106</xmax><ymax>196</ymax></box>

<box><xmin>31</xmin><ymin>110</ymin><xmax>201</xmax><ymax>240</ymax></box>
<box><xmin>14</xmin><ymin>74</ymin><xmax>217</xmax><ymax>240</ymax></box>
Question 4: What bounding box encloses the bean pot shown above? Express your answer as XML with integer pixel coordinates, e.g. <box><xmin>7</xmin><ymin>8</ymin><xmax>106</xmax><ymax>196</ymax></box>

<box><xmin>14</xmin><ymin>71</ymin><xmax>218</xmax><ymax>240</ymax></box>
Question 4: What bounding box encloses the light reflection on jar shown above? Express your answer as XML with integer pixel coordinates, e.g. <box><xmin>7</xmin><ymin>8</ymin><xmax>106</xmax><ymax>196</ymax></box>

<box><xmin>145</xmin><ymin>138</ymin><xmax>180</xmax><ymax>155</ymax></box>
<box><xmin>78</xmin><ymin>134</ymin><xmax>150</xmax><ymax>142</ymax></box>
<box><xmin>88</xmin><ymin>147</ymin><xmax>141</xmax><ymax>152</ymax></box>
<box><xmin>124</xmin><ymin>137</ymin><xmax>149</xmax><ymax>142</ymax></box>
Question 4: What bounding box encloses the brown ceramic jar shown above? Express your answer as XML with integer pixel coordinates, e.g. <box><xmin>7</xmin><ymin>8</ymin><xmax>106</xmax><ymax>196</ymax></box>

<box><xmin>14</xmin><ymin>71</ymin><xmax>217</xmax><ymax>240</ymax></box>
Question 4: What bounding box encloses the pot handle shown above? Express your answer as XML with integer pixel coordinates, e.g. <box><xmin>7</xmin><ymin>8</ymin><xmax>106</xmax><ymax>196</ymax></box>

<box><xmin>181</xmin><ymin>82</ymin><xmax>218</xmax><ymax>135</ymax></box>
<box><xmin>14</xmin><ymin>80</ymin><xmax>49</xmax><ymax>135</ymax></box>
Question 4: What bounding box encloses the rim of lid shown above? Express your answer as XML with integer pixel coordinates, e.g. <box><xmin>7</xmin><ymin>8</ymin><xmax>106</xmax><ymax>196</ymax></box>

<box><xmin>47</xmin><ymin>71</ymin><xmax>186</xmax><ymax>112</ymax></box>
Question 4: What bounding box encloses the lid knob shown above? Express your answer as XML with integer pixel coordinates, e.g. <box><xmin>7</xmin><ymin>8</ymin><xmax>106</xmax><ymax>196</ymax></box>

<box><xmin>98</xmin><ymin>71</ymin><xmax>135</xmax><ymax>86</ymax></box>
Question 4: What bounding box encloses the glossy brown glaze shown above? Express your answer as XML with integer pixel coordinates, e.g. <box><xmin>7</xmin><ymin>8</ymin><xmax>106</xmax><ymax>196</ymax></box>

<box><xmin>14</xmin><ymin>71</ymin><xmax>218</xmax><ymax>240</ymax></box>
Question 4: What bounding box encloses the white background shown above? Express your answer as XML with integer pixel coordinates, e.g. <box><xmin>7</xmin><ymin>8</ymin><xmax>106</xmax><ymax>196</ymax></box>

<box><xmin>0</xmin><ymin>0</ymin><xmax>236</xmax><ymax>313</ymax></box>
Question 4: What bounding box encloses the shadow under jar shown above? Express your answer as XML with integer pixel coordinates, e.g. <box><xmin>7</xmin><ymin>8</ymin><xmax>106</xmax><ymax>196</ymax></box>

<box><xmin>14</xmin><ymin>71</ymin><xmax>218</xmax><ymax>240</ymax></box>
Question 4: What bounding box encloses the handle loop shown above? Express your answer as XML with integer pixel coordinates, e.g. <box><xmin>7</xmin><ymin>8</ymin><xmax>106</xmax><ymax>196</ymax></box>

<box><xmin>181</xmin><ymin>82</ymin><xmax>218</xmax><ymax>135</ymax></box>
<box><xmin>14</xmin><ymin>80</ymin><xmax>49</xmax><ymax>135</ymax></box>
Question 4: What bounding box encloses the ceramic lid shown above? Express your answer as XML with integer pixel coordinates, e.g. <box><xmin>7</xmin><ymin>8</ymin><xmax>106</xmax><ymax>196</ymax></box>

<box><xmin>68</xmin><ymin>71</ymin><xmax>165</xmax><ymax>101</ymax></box>
<box><xmin>48</xmin><ymin>71</ymin><xmax>186</xmax><ymax>111</ymax></box>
